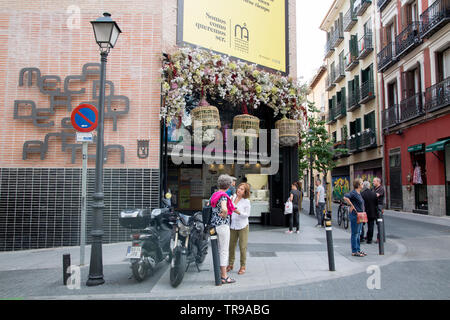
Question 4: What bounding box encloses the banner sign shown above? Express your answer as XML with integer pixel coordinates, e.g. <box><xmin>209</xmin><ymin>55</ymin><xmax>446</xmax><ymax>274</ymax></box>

<box><xmin>178</xmin><ymin>0</ymin><xmax>288</xmax><ymax>73</ymax></box>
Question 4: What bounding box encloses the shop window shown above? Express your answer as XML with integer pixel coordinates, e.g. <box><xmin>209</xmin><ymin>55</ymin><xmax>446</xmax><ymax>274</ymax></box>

<box><xmin>410</xmin><ymin>148</ymin><xmax>428</xmax><ymax>212</ymax></box>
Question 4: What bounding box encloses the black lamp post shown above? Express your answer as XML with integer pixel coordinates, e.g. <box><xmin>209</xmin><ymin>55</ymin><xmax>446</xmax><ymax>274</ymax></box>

<box><xmin>86</xmin><ymin>12</ymin><xmax>121</xmax><ymax>287</ymax></box>
<box><xmin>309</xmin><ymin>129</ymin><xmax>315</xmax><ymax>216</ymax></box>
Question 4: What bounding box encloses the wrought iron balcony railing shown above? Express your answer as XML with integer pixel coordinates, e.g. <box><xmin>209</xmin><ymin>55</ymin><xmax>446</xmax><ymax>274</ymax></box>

<box><xmin>420</xmin><ymin>0</ymin><xmax>450</xmax><ymax>39</ymax></box>
<box><xmin>382</xmin><ymin>104</ymin><xmax>399</xmax><ymax>130</ymax></box>
<box><xmin>348</xmin><ymin>134</ymin><xmax>361</xmax><ymax>153</ymax></box>
<box><xmin>334</xmin><ymin>63</ymin><xmax>345</xmax><ymax>83</ymax></box>
<box><xmin>360</xmin><ymin>80</ymin><xmax>375</xmax><ymax>104</ymax></box>
<box><xmin>377</xmin><ymin>0</ymin><xmax>391</xmax><ymax>12</ymax></box>
<box><xmin>345</xmin><ymin>51</ymin><xmax>359</xmax><ymax>71</ymax></box>
<box><xmin>327</xmin><ymin>108</ymin><xmax>337</xmax><ymax>124</ymax></box>
<box><xmin>332</xmin><ymin>140</ymin><xmax>349</xmax><ymax>159</ymax></box>
<box><xmin>330</xmin><ymin>26</ymin><xmax>344</xmax><ymax>49</ymax></box>
<box><xmin>424</xmin><ymin>76</ymin><xmax>450</xmax><ymax>113</ymax></box>
<box><xmin>357</xmin><ymin>32</ymin><xmax>374</xmax><ymax>59</ymax></box>
<box><xmin>360</xmin><ymin>128</ymin><xmax>377</xmax><ymax>149</ymax></box>
<box><xmin>355</xmin><ymin>0</ymin><xmax>372</xmax><ymax>16</ymax></box>
<box><xmin>326</xmin><ymin>73</ymin><xmax>336</xmax><ymax>91</ymax></box>
<box><xmin>348</xmin><ymin>88</ymin><xmax>361</xmax><ymax>111</ymax></box>
<box><xmin>324</xmin><ymin>40</ymin><xmax>335</xmax><ymax>58</ymax></box>
<box><xmin>399</xmin><ymin>93</ymin><xmax>424</xmax><ymax>122</ymax></box>
<box><xmin>335</xmin><ymin>98</ymin><xmax>347</xmax><ymax>119</ymax></box>
<box><xmin>395</xmin><ymin>22</ymin><xmax>421</xmax><ymax>59</ymax></box>
<box><xmin>377</xmin><ymin>42</ymin><xmax>396</xmax><ymax>72</ymax></box>
<box><xmin>344</xmin><ymin>6</ymin><xmax>358</xmax><ymax>32</ymax></box>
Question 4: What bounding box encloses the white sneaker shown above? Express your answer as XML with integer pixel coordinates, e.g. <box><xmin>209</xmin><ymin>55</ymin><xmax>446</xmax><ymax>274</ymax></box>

<box><xmin>285</xmin><ymin>230</ymin><xmax>293</xmax><ymax>234</ymax></box>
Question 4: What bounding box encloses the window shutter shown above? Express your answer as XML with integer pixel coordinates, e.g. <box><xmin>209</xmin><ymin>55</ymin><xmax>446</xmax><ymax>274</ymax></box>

<box><xmin>356</xmin><ymin>118</ymin><xmax>362</xmax><ymax>133</ymax></box>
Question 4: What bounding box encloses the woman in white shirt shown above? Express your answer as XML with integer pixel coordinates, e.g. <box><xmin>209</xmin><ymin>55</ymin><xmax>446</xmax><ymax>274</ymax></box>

<box><xmin>227</xmin><ymin>183</ymin><xmax>251</xmax><ymax>275</ymax></box>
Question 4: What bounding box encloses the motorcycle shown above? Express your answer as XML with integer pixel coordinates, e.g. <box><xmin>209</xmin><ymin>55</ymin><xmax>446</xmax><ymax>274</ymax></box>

<box><xmin>169</xmin><ymin>210</ymin><xmax>209</xmax><ymax>288</ymax></box>
<box><xmin>119</xmin><ymin>196</ymin><xmax>175</xmax><ymax>282</ymax></box>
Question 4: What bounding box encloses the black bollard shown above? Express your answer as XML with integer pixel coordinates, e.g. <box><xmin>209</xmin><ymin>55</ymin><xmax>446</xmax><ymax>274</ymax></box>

<box><xmin>63</xmin><ymin>254</ymin><xmax>71</xmax><ymax>285</ymax></box>
<box><xmin>377</xmin><ymin>217</ymin><xmax>385</xmax><ymax>255</ymax></box>
<box><xmin>209</xmin><ymin>227</ymin><xmax>222</xmax><ymax>286</ymax></box>
<box><xmin>324</xmin><ymin>218</ymin><xmax>336</xmax><ymax>271</ymax></box>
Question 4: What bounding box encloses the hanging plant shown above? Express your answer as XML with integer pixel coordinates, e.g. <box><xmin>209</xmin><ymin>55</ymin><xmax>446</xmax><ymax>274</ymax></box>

<box><xmin>160</xmin><ymin>47</ymin><xmax>307</xmax><ymax>126</ymax></box>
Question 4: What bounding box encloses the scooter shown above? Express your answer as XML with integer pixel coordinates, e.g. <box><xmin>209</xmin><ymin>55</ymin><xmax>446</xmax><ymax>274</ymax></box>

<box><xmin>119</xmin><ymin>195</ymin><xmax>175</xmax><ymax>282</ymax></box>
<box><xmin>169</xmin><ymin>210</ymin><xmax>209</xmax><ymax>288</ymax></box>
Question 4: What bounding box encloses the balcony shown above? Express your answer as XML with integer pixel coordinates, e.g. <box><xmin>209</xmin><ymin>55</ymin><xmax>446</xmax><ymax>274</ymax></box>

<box><xmin>424</xmin><ymin>76</ymin><xmax>450</xmax><ymax>113</ymax></box>
<box><xmin>327</xmin><ymin>108</ymin><xmax>337</xmax><ymax>124</ymax></box>
<box><xmin>357</xmin><ymin>32</ymin><xmax>374</xmax><ymax>60</ymax></box>
<box><xmin>345</xmin><ymin>51</ymin><xmax>359</xmax><ymax>71</ymax></box>
<box><xmin>382</xmin><ymin>104</ymin><xmax>400</xmax><ymax>130</ymax></box>
<box><xmin>326</xmin><ymin>73</ymin><xmax>336</xmax><ymax>91</ymax></box>
<box><xmin>348</xmin><ymin>88</ymin><xmax>361</xmax><ymax>111</ymax></box>
<box><xmin>344</xmin><ymin>6</ymin><xmax>358</xmax><ymax>32</ymax></box>
<box><xmin>420</xmin><ymin>0</ymin><xmax>450</xmax><ymax>39</ymax></box>
<box><xmin>359</xmin><ymin>80</ymin><xmax>375</xmax><ymax>104</ymax></box>
<box><xmin>360</xmin><ymin>128</ymin><xmax>377</xmax><ymax>149</ymax></box>
<box><xmin>377</xmin><ymin>42</ymin><xmax>396</xmax><ymax>72</ymax></box>
<box><xmin>399</xmin><ymin>93</ymin><xmax>424</xmax><ymax>123</ymax></box>
<box><xmin>330</xmin><ymin>26</ymin><xmax>344</xmax><ymax>49</ymax></box>
<box><xmin>333</xmin><ymin>63</ymin><xmax>345</xmax><ymax>83</ymax></box>
<box><xmin>333</xmin><ymin>140</ymin><xmax>349</xmax><ymax>159</ymax></box>
<box><xmin>335</xmin><ymin>98</ymin><xmax>347</xmax><ymax>120</ymax></box>
<box><xmin>395</xmin><ymin>22</ymin><xmax>422</xmax><ymax>59</ymax></box>
<box><xmin>348</xmin><ymin>134</ymin><xmax>361</xmax><ymax>153</ymax></box>
<box><xmin>377</xmin><ymin>0</ymin><xmax>391</xmax><ymax>12</ymax></box>
<box><xmin>355</xmin><ymin>0</ymin><xmax>372</xmax><ymax>16</ymax></box>
<box><xmin>324</xmin><ymin>40</ymin><xmax>335</xmax><ymax>59</ymax></box>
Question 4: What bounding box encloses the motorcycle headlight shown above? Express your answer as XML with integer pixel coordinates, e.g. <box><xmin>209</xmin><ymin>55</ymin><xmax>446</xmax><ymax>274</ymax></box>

<box><xmin>177</xmin><ymin>220</ymin><xmax>190</xmax><ymax>237</ymax></box>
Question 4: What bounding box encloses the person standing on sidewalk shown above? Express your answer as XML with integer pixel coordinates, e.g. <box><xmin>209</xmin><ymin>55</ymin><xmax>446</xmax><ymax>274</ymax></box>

<box><xmin>228</xmin><ymin>183</ymin><xmax>251</xmax><ymax>275</ymax></box>
<box><xmin>286</xmin><ymin>182</ymin><xmax>301</xmax><ymax>233</ymax></box>
<box><xmin>226</xmin><ymin>177</ymin><xmax>237</xmax><ymax>197</ymax></box>
<box><xmin>343</xmin><ymin>178</ymin><xmax>366</xmax><ymax>257</ymax></box>
<box><xmin>373</xmin><ymin>177</ymin><xmax>385</xmax><ymax>243</ymax></box>
<box><xmin>315</xmin><ymin>179</ymin><xmax>326</xmax><ymax>228</ymax></box>
<box><xmin>210</xmin><ymin>174</ymin><xmax>236</xmax><ymax>284</ymax></box>
<box><xmin>361</xmin><ymin>181</ymin><xmax>378</xmax><ymax>244</ymax></box>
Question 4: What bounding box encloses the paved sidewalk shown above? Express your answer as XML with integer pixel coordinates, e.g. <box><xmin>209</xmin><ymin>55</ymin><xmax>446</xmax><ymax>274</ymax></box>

<box><xmin>0</xmin><ymin>204</ymin><xmax>406</xmax><ymax>300</ymax></box>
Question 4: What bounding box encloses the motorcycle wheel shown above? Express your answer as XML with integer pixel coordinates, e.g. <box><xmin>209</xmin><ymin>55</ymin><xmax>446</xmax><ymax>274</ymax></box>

<box><xmin>170</xmin><ymin>247</ymin><xmax>186</xmax><ymax>288</ymax></box>
<box><xmin>131</xmin><ymin>258</ymin><xmax>149</xmax><ymax>282</ymax></box>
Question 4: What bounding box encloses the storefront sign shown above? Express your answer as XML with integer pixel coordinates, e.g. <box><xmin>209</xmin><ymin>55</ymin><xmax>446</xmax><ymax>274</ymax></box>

<box><xmin>178</xmin><ymin>0</ymin><xmax>288</xmax><ymax>73</ymax></box>
<box><xmin>408</xmin><ymin>144</ymin><xmax>424</xmax><ymax>152</ymax></box>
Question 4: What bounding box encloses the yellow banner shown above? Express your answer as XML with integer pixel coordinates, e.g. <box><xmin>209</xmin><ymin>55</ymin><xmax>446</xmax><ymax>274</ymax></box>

<box><xmin>180</xmin><ymin>0</ymin><xmax>287</xmax><ymax>72</ymax></box>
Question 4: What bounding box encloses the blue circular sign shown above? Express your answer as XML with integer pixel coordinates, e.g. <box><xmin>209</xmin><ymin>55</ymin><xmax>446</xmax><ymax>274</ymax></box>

<box><xmin>71</xmin><ymin>104</ymin><xmax>98</xmax><ymax>132</ymax></box>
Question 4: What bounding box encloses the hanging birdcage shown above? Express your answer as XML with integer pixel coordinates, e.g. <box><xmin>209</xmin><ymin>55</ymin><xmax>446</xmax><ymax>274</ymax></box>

<box><xmin>232</xmin><ymin>114</ymin><xmax>260</xmax><ymax>137</ymax></box>
<box><xmin>275</xmin><ymin>117</ymin><xmax>299</xmax><ymax>147</ymax></box>
<box><xmin>191</xmin><ymin>97</ymin><xmax>221</xmax><ymax>144</ymax></box>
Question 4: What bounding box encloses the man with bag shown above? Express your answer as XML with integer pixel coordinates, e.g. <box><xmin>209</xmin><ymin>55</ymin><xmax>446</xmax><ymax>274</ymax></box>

<box><xmin>343</xmin><ymin>178</ymin><xmax>367</xmax><ymax>257</ymax></box>
<box><xmin>361</xmin><ymin>181</ymin><xmax>378</xmax><ymax>244</ymax></box>
<box><xmin>285</xmin><ymin>182</ymin><xmax>301</xmax><ymax>234</ymax></box>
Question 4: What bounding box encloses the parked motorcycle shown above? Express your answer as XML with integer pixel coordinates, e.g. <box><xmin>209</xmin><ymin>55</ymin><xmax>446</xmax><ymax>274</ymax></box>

<box><xmin>119</xmin><ymin>197</ymin><xmax>174</xmax><ymax>282</ymax></box>
<box><xmin>169</xmin><ymin>210</ymin><xmax>209</xmax><ymax>287</ymax></box>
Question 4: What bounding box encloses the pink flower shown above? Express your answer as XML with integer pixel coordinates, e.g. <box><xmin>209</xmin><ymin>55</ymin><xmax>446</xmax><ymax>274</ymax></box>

<box><xmin>171</xmin><ymin>82</ymin><xmax>179</xmax><ymax>89</ymax></box>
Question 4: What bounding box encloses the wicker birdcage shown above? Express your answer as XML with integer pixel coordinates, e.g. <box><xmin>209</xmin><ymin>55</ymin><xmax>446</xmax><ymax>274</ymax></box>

<box><xmin>191</xmin><ymin>97</ymin><xmax>221</xmax><ymax>144</ymax></box>
<box><xmin>232</xmin><ymin>114</ymin><xmax>260</xmax><ymax>137</ymax></box>
<box><xmin>275</xmin><ymin>117</ymin><xmax>299</xmax><ymax>147</ymax></box>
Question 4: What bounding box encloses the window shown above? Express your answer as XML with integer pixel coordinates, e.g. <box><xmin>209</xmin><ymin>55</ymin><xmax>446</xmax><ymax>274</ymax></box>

<box><xmin>387</xmin><ymin>81</ymin><xmax>398</xmax><ymax>106</ymax></box>
<box><xmin>364</xmin><ymin>111</ymin><xmax>376</xmax><ymax>131</ymax></box>
<box><xmin>436</xmin><ymin>48</ymin><xmax>450</xmax><ymax>83</ymax></box>
<box><xmin>332</xmin><ymin>131</ymin><xmax>337</xmax><ymax>143</ymax></box>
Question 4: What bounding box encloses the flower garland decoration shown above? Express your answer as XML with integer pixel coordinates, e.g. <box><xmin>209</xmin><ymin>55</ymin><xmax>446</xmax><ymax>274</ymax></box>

<box><xmin>161</xmin><ymin>47</ymin><xmax>307</xmax><ymax>125</ymax></box>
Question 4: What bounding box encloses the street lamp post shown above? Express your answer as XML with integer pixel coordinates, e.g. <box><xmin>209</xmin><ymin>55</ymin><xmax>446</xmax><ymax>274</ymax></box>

<box><xmin>309</xmin><ymin>129</ymin><xmax>314</xmax><ymax>216</ymax></box>
<box><xmin>86</xmin><ymin>12</ymin><xmax>121</xmax><ymax>287</ymax></box>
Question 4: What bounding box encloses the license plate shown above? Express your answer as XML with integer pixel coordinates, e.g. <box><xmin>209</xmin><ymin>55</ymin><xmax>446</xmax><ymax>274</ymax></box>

<box><xmin>126</xmin><ymin>246</ymin><xmax>142</xmax><ymax>259</ymax></box>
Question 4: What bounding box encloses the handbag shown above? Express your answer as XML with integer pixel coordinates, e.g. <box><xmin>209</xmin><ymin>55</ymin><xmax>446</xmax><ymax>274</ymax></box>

<box><xmin>284</xmin><ymin>199</ymin><xmax>293</xmax><ymax>215</ymax></box>
<box><xmin>357</xmin><ymin>211</ymin><xmax>368</xmax><ymax>224</ymax></box>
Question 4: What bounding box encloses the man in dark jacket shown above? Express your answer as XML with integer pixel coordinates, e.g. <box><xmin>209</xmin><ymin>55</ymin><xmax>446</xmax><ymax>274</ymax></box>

<box><xmin>361</xmin><ymin>181</ymin><xmax>378</xmax><ymax>244</ymax></box>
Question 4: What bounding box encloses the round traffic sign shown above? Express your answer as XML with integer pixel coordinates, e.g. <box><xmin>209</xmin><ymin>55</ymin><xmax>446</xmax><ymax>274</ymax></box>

<box><xmin>71</xmin><ymin>104</ymin><xmax>98</xmax><ymax>132</ymax></box>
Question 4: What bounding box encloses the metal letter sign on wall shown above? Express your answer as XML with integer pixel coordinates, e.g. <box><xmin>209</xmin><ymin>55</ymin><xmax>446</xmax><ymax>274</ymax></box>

<box><xmin>14</xmin><ymin>63</ymin><xmax>129</xmax><ymax>163</ymax></box>
<box><xmin>137</xmin><ymin>140</ymin><xmax>149</xmax><ymax>159</ymax></box>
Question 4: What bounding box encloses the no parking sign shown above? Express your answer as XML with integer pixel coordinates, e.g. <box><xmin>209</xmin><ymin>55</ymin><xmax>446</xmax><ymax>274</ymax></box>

<box><xmin>71</xmin><ymin>104</ymin><xmax>98</xmax><ymax>132</ymax></box>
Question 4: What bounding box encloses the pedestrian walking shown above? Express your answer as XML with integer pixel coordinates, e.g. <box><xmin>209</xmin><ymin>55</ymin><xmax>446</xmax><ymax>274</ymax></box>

<box><xmin>286</xmin><ymin>182</ymin><xmax>301</xmax><ymax>233</ymax></box>
<box><xmin>228</xmin><ymin>183</ymin><xmax>251</xmax><ymax>275</ymax></box>
<box><xmin>373</xmin><ymin>177</ymin><xmax>385</xmax><ymax>243</ymax></box>
<box><xmin>315</xmin><ymin>179</ymin><xmax>326</xmax><ymax>228</ymax></box>
<box><xmin>361</xmin><ymin>181</ymin><xmax>378</xmax><ymax>244</ymax></box>
<box><xmin>343</xmin><ymin>178</ymin><xmax>367</xmax><ymax>257</ymax></box>
<box><xmin>209</xmin><ymin>174</ymin><xmax>236</xmax><ymax>284</ymax></box>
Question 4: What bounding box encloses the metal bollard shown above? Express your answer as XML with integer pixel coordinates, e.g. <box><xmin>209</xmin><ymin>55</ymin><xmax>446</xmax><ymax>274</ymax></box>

<box><xmin>324</xmin><ymin>218</ymin><xmax>336</xmax><ymax>271</ymax></box>
<box><xmin>377</xmin><ymin>218</ymin><xmax>385</xmax><ymax>255</ymax></box>
<box><xmin>209</xmin><ymin>227</ymin><xmax>222</xmax><ymax>286</ymax></box>
<box><xmin>63</xmin><ymin>254</ymin><xmax>71</xmax><ymax>285</ymax></box>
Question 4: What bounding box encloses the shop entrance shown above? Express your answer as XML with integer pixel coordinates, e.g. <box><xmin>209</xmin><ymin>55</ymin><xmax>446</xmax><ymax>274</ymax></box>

<box><xmin>446</xmin><ymin>143</ymin><xmax>450</xmax><ymax>216</ymax></box>
<box><xmin>411</xmin><ymin>149</ymin><xmax>428</xmax><ymax>213</ymax></box>
<box><xmin>389</xmin><ymin>149</ymin><xmax>403</xmax><ymax>209</ymax></box>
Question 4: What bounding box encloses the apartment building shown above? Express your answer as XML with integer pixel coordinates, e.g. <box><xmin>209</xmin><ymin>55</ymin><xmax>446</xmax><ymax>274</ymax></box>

<box><xmin>321</xmin><ymin>0</ymin><xmax>384</xmax><ymax>201</ymax></box>
<box><xmin>376</xmin><ymin>0</ymin><xmax>450</xmax><ymax>216</ymax></box>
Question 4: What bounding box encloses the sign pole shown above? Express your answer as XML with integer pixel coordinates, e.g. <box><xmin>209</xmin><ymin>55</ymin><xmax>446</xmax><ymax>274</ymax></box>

<box><xmin>80</xmin><ymin>141</ymin><xmax>88</xmax><ymax>266</ymax></box>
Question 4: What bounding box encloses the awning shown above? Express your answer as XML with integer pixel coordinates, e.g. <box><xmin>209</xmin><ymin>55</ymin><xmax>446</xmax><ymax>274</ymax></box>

<box><xmin>408</xmin><ymin>144</ymin><xmax>424</xmax><ymax>152</ymax></box>
<box><xmin>425</xmin><ymin>138</ymin><xmax>450</xmax><ymax>152</ymax></box>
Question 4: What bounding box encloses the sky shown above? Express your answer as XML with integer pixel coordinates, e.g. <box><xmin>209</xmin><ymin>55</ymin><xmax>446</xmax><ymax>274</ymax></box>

<box><xmin>296</xmin><ymin>0</ymin><xmax>335</xmax><ymax>84</ymax></box>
